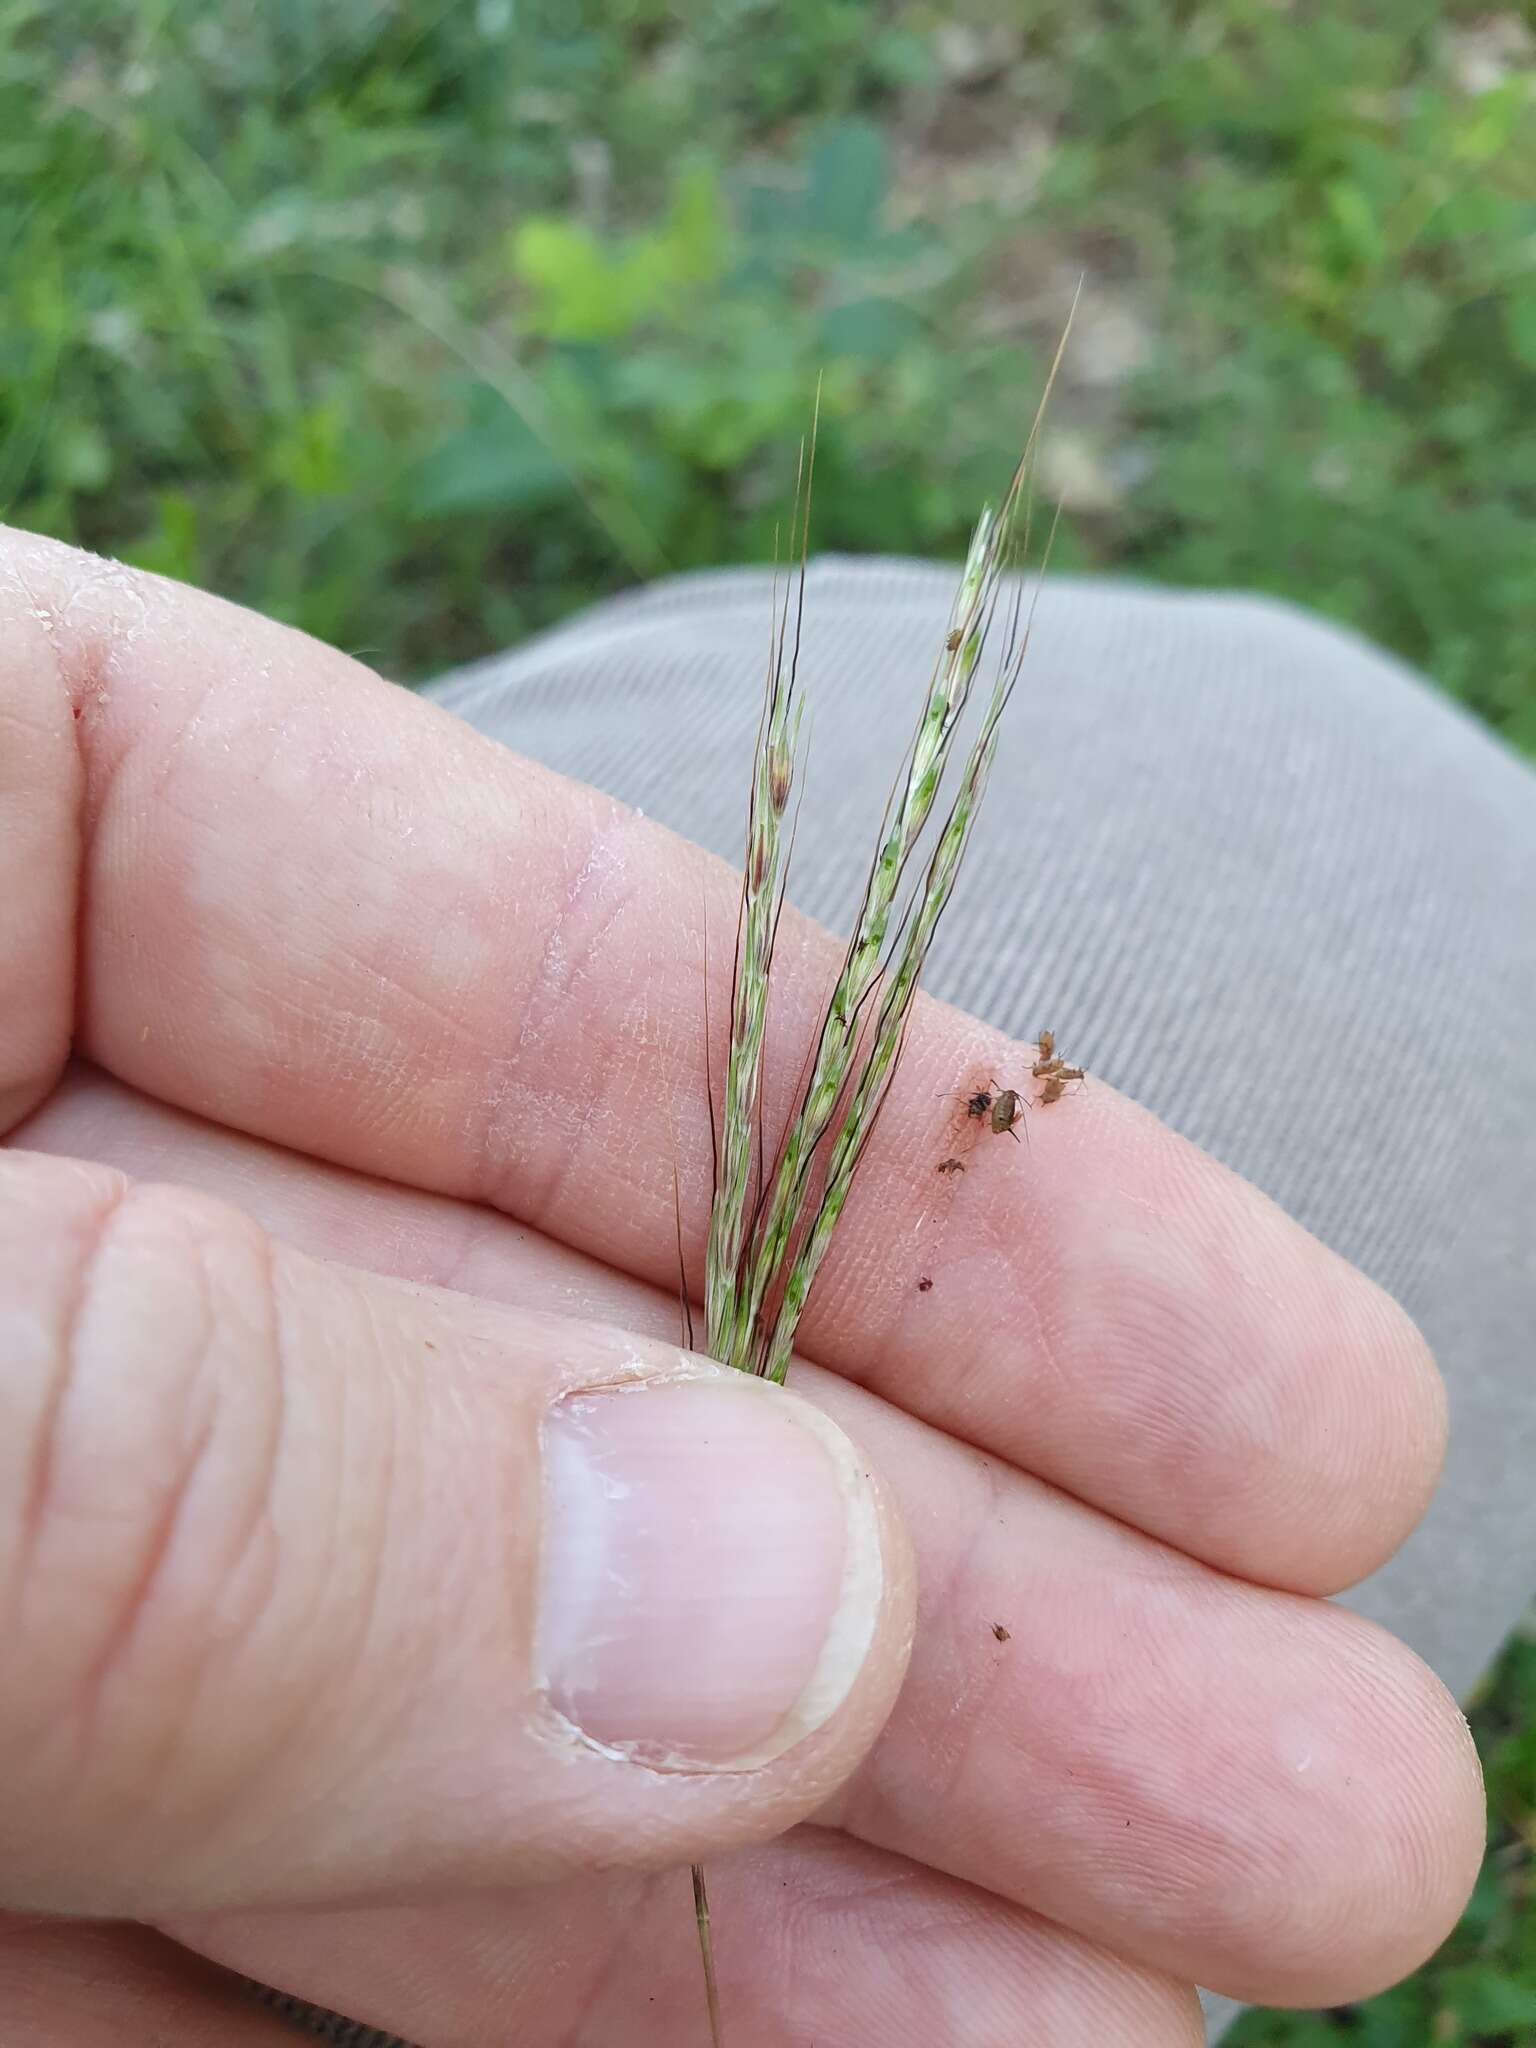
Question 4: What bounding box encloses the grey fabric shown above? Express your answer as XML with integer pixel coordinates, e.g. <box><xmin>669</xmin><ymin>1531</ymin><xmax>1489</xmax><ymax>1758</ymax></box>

<box><xmin>247</xmin><ymin>1983</ymin><xmax>398</xmax><ymax>2044</ymax></box>
<box><xmin>265</xmin><ymin>559</ymin><xmax>1536</xmax><ymax>2045</ymax></box>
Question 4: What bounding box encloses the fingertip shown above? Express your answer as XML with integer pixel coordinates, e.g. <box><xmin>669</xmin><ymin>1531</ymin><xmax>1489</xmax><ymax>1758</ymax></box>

<box><xmin>1328</xmin><ymin>1277</ymin><xmax>1448</xmax><ymax>1586</ymax></box>
<box><xmin>1200</xmin><ymin>1614</ymin><xmax>1485</xmax><ymax>2007</ymax></box>
<box><xmin>1105</xmin><ymin>1136</ymin><xmax>1453</xmax><ymax>1596</ymax></box>
<box><xmin>1254</xmin><ymin>1249</ymin><xmax>1448</xmax><ymax>1597</ymax></box>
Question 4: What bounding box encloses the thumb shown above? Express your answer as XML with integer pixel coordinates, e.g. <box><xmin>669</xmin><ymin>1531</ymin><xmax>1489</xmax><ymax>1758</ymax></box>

<box><xmin>0</xmin><ymin>1152</ymin><xmax>913</xmax><ymax>1915</ymax></box>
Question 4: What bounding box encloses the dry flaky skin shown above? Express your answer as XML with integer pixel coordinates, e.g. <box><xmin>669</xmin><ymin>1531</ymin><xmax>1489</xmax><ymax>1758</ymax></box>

<box><xmin>692</xmin><ymin>315</ymin><xmax>1074</xmax><ymax>2040</ymax></box>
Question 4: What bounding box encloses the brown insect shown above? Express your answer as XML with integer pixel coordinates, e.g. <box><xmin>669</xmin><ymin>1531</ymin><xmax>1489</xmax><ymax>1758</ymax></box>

<box><xmin>957</xmin><ymin>1079</ymin><xmax>1022</xmax><ymax>1137</ymax></box>
<box><xmin>991</xmin><ymin>1622</ymin><xmax>1011</xmax><ymax>1642</ymax></box>
<box><xmin>1031</xmin><ymin>1025</ymin><xmax>1085</xmax><ymax>1105</ymax></box>
<box><xmin>945</xmin><ymin>627</ymin><xmax>963</xmax><ymax>651</ymax></box>
<box><xmin>1038</xmin><ymin>1066</ymin><xmax>1085</xmax><ymax>1104</ymax></box>
<box><xmin>988</xmin><ymin>1087</ymin><xmax>1024</xmax><ymax>1141</ymax></box>
<box><xmin>917</xmin><ymin>1276</ymin><xmax>934</xmax><ymax>1292</ymax></box>
<box><xmin>938</xmin><ymin>1078</ymin><xmax>1027</xmax><ymax>1165</ymax></box>
<box><xmin>933</xmin><ymin>1071</ymin><xmax>1031</xmax><ymax>1178</ymax></box>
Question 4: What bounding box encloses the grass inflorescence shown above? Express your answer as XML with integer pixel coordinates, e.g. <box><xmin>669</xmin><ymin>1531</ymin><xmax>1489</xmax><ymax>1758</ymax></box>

<box><xmin>687</xmin><ymin>324</ymin><xmax>1071</xmax><ymax>2041</ymax></box>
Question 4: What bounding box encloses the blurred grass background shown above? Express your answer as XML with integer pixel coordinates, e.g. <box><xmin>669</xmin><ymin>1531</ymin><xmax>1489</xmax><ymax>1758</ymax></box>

<box><xmin>4</xmin><ymin>1</ymin><xmax>1534</xmax><ymax>747</ymax></box>
<box><xmin>2</xmin><ymin>2</ymin><xmax>1533</xmax><ymax>2037</ymax></box>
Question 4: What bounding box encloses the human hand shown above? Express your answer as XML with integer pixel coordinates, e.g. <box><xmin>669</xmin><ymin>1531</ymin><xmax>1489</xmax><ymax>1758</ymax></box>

<box><xmin>0</xmin><ymin>530</ymin><xmax>1481</xmax><ymax>2044</ymax></box>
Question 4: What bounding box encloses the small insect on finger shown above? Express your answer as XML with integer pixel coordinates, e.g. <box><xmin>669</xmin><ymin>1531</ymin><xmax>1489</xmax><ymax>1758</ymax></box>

<box><xmin>936</xmin><ymin>1082</ymin><xmax>996</xmax><ymax>1120</ymax></box>
<box><xmin>989</xmin><ymin>1088</ymin><xmax>1024</xmax><ymax>1142</ymax></box>
<box><xmin>938</xmin><ymin>1071</ymin><xmax>1034</xmax><ymax>1171</ymax></box>
<box><xmin>917</xmin><ymin>1276</ymin><xmax>934</xmax><ymax>1292</ymax></box>
<box><xmin>1030</xmin><ymin>1026</ymin><xmax>1086</xmax><ymax>1103</ymax></box>
<box><xmin>1037</xmin><ymin>1068</ymin><xmax>1086</xmax><ymax>1107</ymax></box>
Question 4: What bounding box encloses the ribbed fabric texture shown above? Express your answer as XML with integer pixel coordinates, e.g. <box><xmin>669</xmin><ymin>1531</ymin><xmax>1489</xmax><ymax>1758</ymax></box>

<box><xmin>247</xmin><ymin>1983</ymin><xmax>398</xmax><ymax>2044</ymax></box>
<box><xmin>259</xmin><ymin>560</ymin><xmax>1536</xmax><ymax>2047</ymax></box>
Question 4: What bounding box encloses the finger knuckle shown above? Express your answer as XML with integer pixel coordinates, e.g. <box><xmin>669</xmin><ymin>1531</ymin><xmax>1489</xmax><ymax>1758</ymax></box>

<box><xmin>0</xmin><ymin>1177</ymin><xmax>283</xmax><ymax>1815</ymax></box>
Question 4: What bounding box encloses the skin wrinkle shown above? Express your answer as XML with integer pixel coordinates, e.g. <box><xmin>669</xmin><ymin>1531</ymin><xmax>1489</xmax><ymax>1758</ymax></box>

<box><xmin>927</xmin><ymin>1458</ymin><xmax>1020</xmax><ymax>1813</ymax></box>
<box><xmin>309</xmin><ymin>788</ymin><xmax>500</xmax><ymax>1042</ymax></box>
<box><xmin>60</xmin><ymin>587</ymin><xmax>226</xmax><ymax>1102</ymax></box>
<box><xmin>205</xmin><ymin>1224</ymin><xmax>285</xmax><ymax>1665</ymax></box>
<box><xmin>926</xmin><ymin>1612</ymin><xmax>1016</xmax><ymax>1838</ymax></box>
<box><xmin>938</xmin><ymin>1130</ymin><xmax>1081</xmax><ymax>1397</ymax></box>
<box><xmin>269</xmin><ymin>1272</ymin><xmax>390</xmax><ymax>1799</ymax></box>
<box><xmin>845</xmin><ymin>1139</ymin><xmax>1078</xmax><ymax>1445</ymax></box>
<box><xmin>558</xmin><ymin>1875</ymin><xmax>649</xmax><ymax>2048</ymax></box>
<box><xmin>329</xmin><ymin>1284</ymin><xmax>421</xmax><ymax>1743</ymax></box>
<box><xmin>302</xmin><ymin>939</ymin><xmax>471</xmax><ymax>1084</ymax></box>
<box><xmin>1028</xmin><ymin>1287</ymin><xmax>1080</xmax><ymax>1405</ymax></box>
<box><xmin>477</xmin><ymin>810</ymin><xmax>664</xmax><ymax>1226</ymax></box>
<box><xmin>174</xmin><ymin>1243</ymin><xmax>350</xmax><ymax>1885</ymax></box>
<box><xmin>26</xmin><ymin>1214</ymin><xmax>171</xmax><ymax>1801</ymax></box>
<box><xmin>0</xmin><ymin>619</ymin><xmax>75</xmax><ymax>1132</ymax></box>
<box><xmin>72</xmin><ymin>1394</ymin><xmax>220</xmax><ymax>1782</ymax></box>
<box><xmin>413</xmin><ymin>1187</ymin><xmax>521</xmax><ymax>1305</ymax></box>
<box><xmin>1057</xmin><ymin>1180</ymin><xmax>1338</xmax><ymax>1558</ymax></box>
<box><xmin>60</xmin><ymin>1193</ymin><xmax>260</xmax><ymax>1805</ymax></box>
<box><xmin>9</xmin><ymin>1175</ymin><xmax>128</xmax><ymax>1628</ymax></box>
<box><xmin>469</xmin><ymin>801</ymin><xmax>624</xmax><ymax>1203</ymax></box>
<box><xmin>833</xmin><ymin>1447</ymin><xmax>1008</xmax><ymax>1848</ymax></box>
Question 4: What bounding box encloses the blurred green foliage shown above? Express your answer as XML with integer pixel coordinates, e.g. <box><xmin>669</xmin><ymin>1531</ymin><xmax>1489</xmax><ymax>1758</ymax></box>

<box><xmin>2</xmin><ymin>0</ymin><xmax>1534</xmax><ymax>2033</ymax></box>
<box><xmin>2</xmin><ymin>0</ymin><xmax>1532</xmax><ymax>747</ymax></box>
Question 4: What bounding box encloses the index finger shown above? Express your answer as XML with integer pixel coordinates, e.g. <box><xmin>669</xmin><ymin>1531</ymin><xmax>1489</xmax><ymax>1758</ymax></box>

<box><xmin>0</xmin><ymin>528</ymin><xmax>1444</xmax><ymax>1593</ymax></box>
